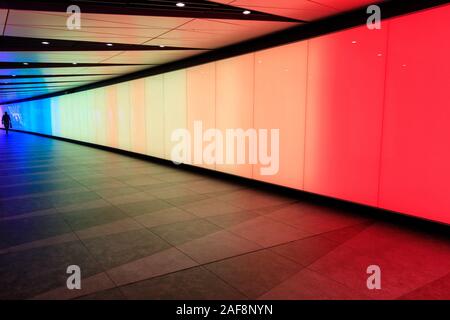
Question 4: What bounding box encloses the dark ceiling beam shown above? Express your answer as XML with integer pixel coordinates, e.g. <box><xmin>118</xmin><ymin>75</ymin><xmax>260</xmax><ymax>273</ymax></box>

<box><xmin>0</xmin><ymin>62</ymin><xmax>151</xmax><ymax>69</ymax></box>
<box><xmin>0</xmin><ymin>74</ymin><xmax>115</xmax><ymax>79</ymax></box>
<box><xmin>0</xmin><ymin>80</ymin><xmax>92</xmax><ymax>85</ymax></box>
<box><xmin>0</xmin><ymin>85</ymin><xmax>76</xmax><ymax>90</ymax></box>
<box><xmin>0</xmin><ymin>0</ymin><xmax>303</xmax><ymax>22</ymax></box>
<box><xmin>0</xmin><ymin>36</ymin><xmax>207</xmax><ymax>51</ymax></box>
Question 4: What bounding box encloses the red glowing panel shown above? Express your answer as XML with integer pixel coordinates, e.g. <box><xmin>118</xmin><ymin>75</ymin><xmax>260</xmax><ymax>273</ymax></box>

<box><xmin>253</xmin><ymin>42</ymin><xmax>308</xmax><ymax>189</ymax></box>
<box><xmin>304</xmin><ymin>25</ymin><xmax>388</xmax><ymax>206</ymax></box>
<box><xmin>378</xmin><ymin>5</ymin><xmax>450</xmax><ymax>224</ymax></box>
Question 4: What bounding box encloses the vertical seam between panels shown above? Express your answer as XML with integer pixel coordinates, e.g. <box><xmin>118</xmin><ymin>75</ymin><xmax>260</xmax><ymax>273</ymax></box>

<box><xmin>162</xmin><ymin>74</ymin><xmax>166</xmax><ymax>159</ymax></box>
<box><xmin>302</xmin><ymin>40</ymin><xmax>310</xmax><ymax>190</ymax></box>
<box><xmin>376</xmin><ymin>22</ymin><xmax>391</xmax><ymax>207</ymax></box>
<box><xmin>214</xmin><ymin>62</ymin><xmax>217</xmax><ymax>171</ymax></box>
<box><xmin>252</xmin><ymin>53</ymin><xmax>256</xmax><ymax>180</ymax></box>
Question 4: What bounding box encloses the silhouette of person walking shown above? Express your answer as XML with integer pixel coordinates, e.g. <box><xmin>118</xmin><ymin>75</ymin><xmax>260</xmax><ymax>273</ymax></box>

<box><xmin>2</xmin><ymin>112</ymin><xmax>12</xmax><ymax>135</ymax></box>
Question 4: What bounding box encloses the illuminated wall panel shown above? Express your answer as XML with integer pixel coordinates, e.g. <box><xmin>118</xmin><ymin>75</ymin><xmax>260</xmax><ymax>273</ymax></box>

<box><xmin>215</xmin><ymin>54</ymin><xmax>254</xmax><ymax>179</ymax></box>
<box><xmin>304</xmin><ymin>25</ymin><xmax>388</xmax><ymax>206</ymax></box>
<box><xmin>144</xmin><ymin>75</ymin><xmax>165</xmax><ymax>158</ymax></box>
<box><xmin>82</xmin><ymin>90</ymin><xmax>96</xmax><ymax>143</ymax></box>
<box><xmin>94</xmin><ymin>88</ymin><xmax>108</xmax><ymax>146</ymax></box>
<box><xmin>187</xmin><ymin>63</ymin><xmax>216</xmax><ymax>170</ymax></box>
<box><xmin>163</xmin><ymin>70</ymin><xmax>187</xmax><ymax>160</ymax></box>
<box><xmin>51</xmin><ymin>97</ymin><xmax>60</xmax><ymax>136</ymax></box>
<box><xmin>378</xmin><ymin>6</ymin><xmax>450</xmax><ymax>223</ymax></box>
<box><xmin>106</xmin><ymin>86</ymin><xmax>119</xmax><ymax>148</ymax></box>
<box><xmin>130</xmin><ymin>79</ymin><xmax>147</xmax><ymax>154</ymax></box>
<box><xmin>253</xmin><ymin>42</ymin><xmax>308</xmax><ymax>189</ymax></box>
<box><xmin>116</xmin><ymin>82</ymin><xmax>132</xmax><ymax>151</ymax></box>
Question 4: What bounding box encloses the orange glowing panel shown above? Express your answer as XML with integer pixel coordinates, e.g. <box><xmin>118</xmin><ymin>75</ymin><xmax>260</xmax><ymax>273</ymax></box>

<box><xmin>304</xmin><ymin>25</ymin><xmax>388</xmax><ymax>206</ymax></box>
<box><xmin>130</xmin><ymin>79</ymin><xmax>147</xmax><ymax>154</ymax></box>
<box><xmin>144</xmin><ymin>75</ymin><xmax>165</xmax><ymax>158</ymax></box>
<box><xmin>187</xmin><ymin>62</ymin><xmax>216</xmax><ymax>170</ymax></box>
<box><xmin>378</xmin><ymin>5</ymin><xmax>450</xmax><ymax>224</ymax></box>
<box><xmin>253</xmin><ymin>41</ymin><xmax>308</xmax><ymax>188</ymax></box>
<box><xmin>163</xmin><ymin>70</ymin><xmax>187</xmax><ymax>161</ymax></box>
<box><xmin>215</xmin><ymin>54</ymin><xmax>254</xmax><ymax>179</ymax></box>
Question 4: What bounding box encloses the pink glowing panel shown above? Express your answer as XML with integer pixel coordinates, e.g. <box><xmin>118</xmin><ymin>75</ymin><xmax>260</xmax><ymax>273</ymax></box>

<box><xmin>253</xmin><ymin>41</ymin><xmax>308</xmax><ymax>189</ymax></box>
<box><xmin>163</xmin><ymin>70</ymin><xmax>187</xmax><ymax>161</ymax></box>
<box><xmin>187</xmin><ymin>62</ymin><xmax>216</xmax><ymax>170</ymax></box>
<box><xmin>378</xmin><ymin>5</ymin><xmax>450</xmax><ymax>225</ymax></box>
<box><xmin>130</xmin><ymin>79</ymin><xmax>147</xmax><ymax>154</ymax></box>
<box><xmin>304</xmin><ymin>25</ymin><xmax>388</xmax><ymax>206</ymax></box>
<box><xmin>106</xmin><ymin>85</ymin><xmax>119</xmax><ymax>148</ymax></box>
<box><xmin>215</xmin><ymin>54</ymin><xmax>255</xmax><ymax>179</ymax></box>
<box><xmin>144</xmin><ymin>75</ymin><xmax>165</xmax><ymax>158</ymax></box>
<box><xmin>116</xmin><ymin>82</ymin><xmax>132</xmax><ymax>151</ymax></box>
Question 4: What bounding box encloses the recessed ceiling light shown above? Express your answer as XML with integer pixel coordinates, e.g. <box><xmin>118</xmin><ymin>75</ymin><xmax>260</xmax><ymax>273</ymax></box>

<box><xmin>41</xmin><ymin>41</ymin><xmax>50</xmax><ymax>45</ymax></box>
<box><xmin>72</xmin><ymin>62</ymin><xmax>78</xmax><ymax>65</ymax></box>
<box><xmin>106</xmin><ymin>43</ymin><xmax>113</xmax><ymax>46</ymax></box>
<box><xmin>176</xmin><ymin>2</ymin><xmax>185</xmax><ymax>7</ymax></box>
<box><xmin>243</xmin><ymin>10</ymin><xmax>251</xmax><ymax>15</ymax></box>
<box><xmin>159</xmin><ymin>45</ymin><xmax>165</xmax><ymax>48</ymax></box>
<box><xmin>23</xmin><ymin>62</ymin><xmax>29</xmax><ymax>65</ymax></box>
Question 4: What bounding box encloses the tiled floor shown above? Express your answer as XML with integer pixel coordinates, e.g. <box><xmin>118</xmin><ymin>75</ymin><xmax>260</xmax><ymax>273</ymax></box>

<box><xmin>0</xmin><ymin>131</ymin><xmax>449</xmax><ymax>300</ymax></box>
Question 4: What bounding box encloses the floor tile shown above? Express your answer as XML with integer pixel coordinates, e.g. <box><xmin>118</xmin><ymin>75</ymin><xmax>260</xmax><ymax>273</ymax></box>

<box><xmin>107</xmin><ymin>247</ymin><xmax>198</xmax><ymax>286</ymax></box>
<box><xmin>177</xmin><ymin>230</ymin><xmax>262</xmax><ymax>264</ymax></box>
<box><xmin>120</xmin><ymin>266</ymin><xmax>246</xmax><ymax>300</ymax></box>
<box><xmin>259</xmin><ymin>268</ymin><xmax>370</xmax><ymax>300</ymax></box>
<box><xmin>270</xmin><ymin>235</ymin><xmax>341</xmax><ymax>266</ymax></box>
<box><xmin>62</xmin><ymin>206</ymin><xmax>128</xmax><ymax>231</ymax></box>
<box><xmin>228</xmin><ymin>216</ymin><xmax>309</xmax><ymax>248</ymax></box>
<box><xmin>82</xmin><ymin>229</ymin><xmax>171</xmax><ymax>269</ymax></box>
<box><xmin>179</xmin><ymin>198</ymin><xmax>243</xmax><ymax>218</ymax></box>
<box><xmin>116</xmin><ymin>198</ymin><xmax>172</xmax><ymax>216</ymax></box>
<box><xmin>205</xmin><ymin>250</ymin><xmax>302</xmax><ymax>299</ymax></box>
<box><xmin>134</xmin><ymin>207</ymin><xmax>196</xmax><ymax>228</ymax></box>
<box><xmin>150</xmin><ymin>219</ymin><xmax>222</xmax><ymax>246</ymax></box>
<box><xmin>33</xmin><ymin>272</ymin><xmax>116</xmax><ymax>300</ymax></box>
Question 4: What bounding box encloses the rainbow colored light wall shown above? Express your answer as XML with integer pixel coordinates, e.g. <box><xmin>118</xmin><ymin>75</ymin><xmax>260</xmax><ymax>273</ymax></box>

<box><xmin>2</xmin><ymin>5</ymin><xmax>450</xmax><ymax>225</ymax></box>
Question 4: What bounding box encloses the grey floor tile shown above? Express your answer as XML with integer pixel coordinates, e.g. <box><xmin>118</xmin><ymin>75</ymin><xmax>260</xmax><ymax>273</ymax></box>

<box><xmin>150</xmin><ymin>219</ymin><xmax>222</xmax><ymax>246</ymax></box>
<box><xmin>120</xmin><ymin>266</ymin><xmax>246</xmax><ymax>300</ymax></box>
<box><xmin>205</xmin><ymin>250</ymin><xmax>302</xmax><ymax>299</ymax></box>
<box><xmin>82</xmin><ymin>229</ymin><xmax>171</xmax><ymax>269</ymax></box>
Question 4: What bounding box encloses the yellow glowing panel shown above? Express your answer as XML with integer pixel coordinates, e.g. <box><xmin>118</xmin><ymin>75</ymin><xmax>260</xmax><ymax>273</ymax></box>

<box><xmin>130</xmin><ymin>79</ymin><xmax>147</xmax><ymax>154</ymax></box>
<box><xmin>116</xmin><ymin>82</ymin><xmax>132</xmax><ymax>151</ymax></box>
<box><xmin>145</xmin><ymin>75</ymin><xmax>165</xmax><ymax>158</ymax></box>
<box><xmin>106</xmin><ymin>85</ymin><xmax>119</xmax><ymax>148</ymax></box>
